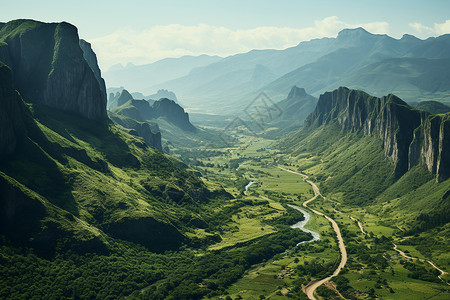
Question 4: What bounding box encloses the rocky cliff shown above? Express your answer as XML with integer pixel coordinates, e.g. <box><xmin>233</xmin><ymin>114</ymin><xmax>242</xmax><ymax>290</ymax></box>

<box><xmin>0</xmin><ymin>19</ymin><xmax>106</xmax><ymax>121</ymax></box>
<box><xmin>305</xmin><ymin>87</ymin><xmax>450</xmax><ymax>181</ymax></box>
<box><xmin>0</xmin><ymin>62</ymin><xmax>27</xmax><ymax>157</ymax></box>
<box><xmin>152</xmin><ymin>98</ymin><xmax>196</xmax><ymax>131</ymax></box>
<box><xmin>79</xmin><ymin>39</ymin><xmax>107</xmax><ymax>104</ymax></box>
<box><xmin>112</xmin><ymin>92</ymin><xmax>196</xmax><ymax>132</ymax></box>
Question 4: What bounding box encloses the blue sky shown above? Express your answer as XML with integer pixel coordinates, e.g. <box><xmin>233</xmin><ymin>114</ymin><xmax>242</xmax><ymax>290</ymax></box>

<box><xmin>2</xmin><ymin>0</ymin><xmax>450</xmax><ymax>69</ymax></box>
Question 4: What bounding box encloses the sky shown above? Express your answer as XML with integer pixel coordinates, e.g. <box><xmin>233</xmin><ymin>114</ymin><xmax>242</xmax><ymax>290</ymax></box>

<box><xmin>2</xmin><ymin>0</ymin><xmax>450</xmax><ymax>70</ymax></box>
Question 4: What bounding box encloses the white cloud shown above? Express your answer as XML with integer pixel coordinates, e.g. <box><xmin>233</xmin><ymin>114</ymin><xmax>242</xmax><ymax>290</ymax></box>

<box><xmin>409</xmin><ymin>20</ymin><xmax>450</xmax><ymax>37</ymax></box>
<box><xmin>91</xmin><ymin>16</ymin><xmax>390</xmax><ymax>70</ymax></box>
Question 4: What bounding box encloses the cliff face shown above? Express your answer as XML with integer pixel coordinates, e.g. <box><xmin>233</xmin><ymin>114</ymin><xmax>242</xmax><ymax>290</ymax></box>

<box><xmin>79</xmin><ymin>39</ymin><xmax>107</xmax><ymax>104</ymax></box>
<box><xmin>112</xmin><ymin>92</ymin><xmax>196</xmax><ymax>132</ymax></box>
<box><xmin>0</xmin><ymin>20</ymin><xmax>106</xmax><ymax>121</ymax></box>
<box><xmin>0</xmin><ymin>62</ymin><xmax>27</xmax><ymax>157</ymax></box>
<box><xmin>305</xmin><ymin>87</ymin><xmax>450</xmax><ymax>181</ymax></box>
<box><xmin>152</xmin><ymin>98</ymin><xmax>196</xmax><ymax>131</ymax></box>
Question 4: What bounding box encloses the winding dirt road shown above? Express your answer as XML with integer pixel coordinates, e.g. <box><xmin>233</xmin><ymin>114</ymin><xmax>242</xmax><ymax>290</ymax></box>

<box><xmin>278</xmin><ymin>167</ymin><xmax>348</xmax><ymax>300</ymax></box>
<box><xmin>393</xmin><ymin>243</ymin><xmax>448</xmax><ymax>283</ymax></box>
<box><xmin>334</xmin><ymin>209</ymin><xmax>366</xmax><ymax>235</ymax></box>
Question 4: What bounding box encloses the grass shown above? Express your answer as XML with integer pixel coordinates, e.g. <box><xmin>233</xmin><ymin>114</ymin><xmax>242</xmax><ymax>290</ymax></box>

<box><xmin>1</xmin><ymin>103</ymin><xmax>228</xmax><ymax>254</ymax></box>
<box><xmin>208</xmin><ymin>198</ymin><xmax>280</xmax><ymax>251</ymax></box>
<box><xmin>180</xmin><ymin>133</ymin><xmax>345</xmax><ymax>298</ymax></box>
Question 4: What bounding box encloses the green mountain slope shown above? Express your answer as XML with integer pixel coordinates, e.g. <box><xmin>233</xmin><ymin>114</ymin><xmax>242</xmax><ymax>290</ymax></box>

<box><xmin>282</xmin><ymin>87</ymin><xmax>450</xmax><ymax>223</ymax></box>
<box><xmin>1</xmin><ymin>102</ymin><xmax>219</xmax><ymax>255</ymax></box>
<box><xmin>0</xmin><ymin>21</ymin><xmax>225</xmax><ymax>255</ymax></box>
<box><xmin>110</xmin><ymin>91</ymin><xmax>229</xmax><ymax>150</ymax></box>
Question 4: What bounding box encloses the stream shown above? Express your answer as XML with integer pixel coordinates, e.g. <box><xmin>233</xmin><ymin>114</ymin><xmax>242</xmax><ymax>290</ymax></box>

<box><xmin>244</xmin><ymin>181</ymin><xmax>255</xmax><ymax>192</ymax></box>
<box><xmin>287</xmin><ymin>204</ymin><xmax>321</xmax><ymax>246</ymax></box>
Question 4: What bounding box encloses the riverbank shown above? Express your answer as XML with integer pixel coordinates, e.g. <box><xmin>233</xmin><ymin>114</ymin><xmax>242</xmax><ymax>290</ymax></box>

<box><xmin>278</xmin><ymin>166</ymin><xmax>348</xmax><ymax>300</ymax></box>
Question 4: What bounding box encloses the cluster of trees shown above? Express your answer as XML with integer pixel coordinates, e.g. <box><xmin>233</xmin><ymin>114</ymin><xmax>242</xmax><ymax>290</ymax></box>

<box><xmin>265</xmin><ymin>205</ymin><xmax>305</xmax><ymax>226</ymax></box>
<box><xmin>0</xmin><ymin>241</ymin><xmax>168</xmax><ymax>299</ymax></box>
<box><xmin>138</xmin><ymin>226</ymin><xmax>310</xmax><ymax>299</ymax></box>
<box><xmin>296</xmin><ymin>258</ymin><xmax>337</xmax><ymax>278</ymax></box>
<box><xmin>0</xmin><ymin>201</ymin><xmax>314</xmax><ymax>299</ymax></box>
<box><xmin>408</xmin><ymin>210</ymin><xmax>450</xmax><ymax>234</ymax></box>
<box><xmin>401</xmin><ymin>260</ymin><xmax>441</xmax><ymax>283</ymax></box>
<box><xmin>174</xmin><ymin>149</ymin><xmax>225</xmax><ymax>160</ymax></box>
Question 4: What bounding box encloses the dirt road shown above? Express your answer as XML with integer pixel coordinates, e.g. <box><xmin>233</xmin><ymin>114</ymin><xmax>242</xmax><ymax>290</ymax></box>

<box><xmin>393</xmin><ymin>243</ymin><xmax>448</xmax><ymax>283</ymax></box>
<box><xmin>278</xmin><ymin>167</ymin><xmax>348</xmax><ymax>300</ymax></box>
<box><xmin>334</xmin><ymin>209</ymin><xmax>366</xmax><ymax>235</ymax></box>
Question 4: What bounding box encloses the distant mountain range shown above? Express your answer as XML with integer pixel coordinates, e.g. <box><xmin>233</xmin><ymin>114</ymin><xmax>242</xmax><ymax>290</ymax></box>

<box><xmin>122</xmin><ymin>28</ymin><xmax>450</xmax><ymax>114</ymax></box>
<box><xmin>103</xmin><ymin>55</ymin><xmax>221</xmax><ymax>94</ymax></box>
<box><xmin>107</xmin><ymin>88</ymin><xmax>179</xmax><ymax>109</ymax></box>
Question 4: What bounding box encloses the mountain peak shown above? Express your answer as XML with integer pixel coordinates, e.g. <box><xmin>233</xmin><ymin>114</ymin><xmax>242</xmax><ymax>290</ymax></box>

<box><xmin>288</xmin><ymin>86</ymin><xmax>307</xmax><ymax>99</ymax></box>
<box><xmin>337</xmin><ymin>27</ymin><xmax>372</xmax><ymax>39</ymax></box>
<box><xmin>400</xmin><ymin>33</ymin><xmax>420</xmax><ymax>41</ymax></box>
<box><xmin>117</xmin><ymin>89</ymin><xmax>133</xmax><ymax>107</ymax></box>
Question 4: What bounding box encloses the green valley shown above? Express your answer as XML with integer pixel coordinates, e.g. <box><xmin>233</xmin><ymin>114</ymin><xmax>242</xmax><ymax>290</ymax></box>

<box><xmin>1</xmin><ymin>8</ymin><xmax>450</xmax><ymax>300</ymax></box>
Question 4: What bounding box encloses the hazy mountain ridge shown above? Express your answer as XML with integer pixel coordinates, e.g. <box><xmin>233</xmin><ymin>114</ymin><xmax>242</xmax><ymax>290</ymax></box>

<box><xmin>260</xmin><ymin>86</ymin><xmax>317</xmax><ymax>137</ymax></box>
<box><xmin>149</xmin><ymin>28</ymin><xmax>450</xmax><ymax>113</ymax></box>
<box><xmin>415</xmin><ymin>100</ymin><xmax>450</xmax><ymax>114</ymax></box>
<box><xmin>103</xmin><ymin>54</ymin><xmax>222</xmax><ymax>94</ymax></box>
<box><xmin>148</xmin><ymin>89</ymin><xmax>178</xmax><ymax>102</ymax></box>
<box><xmin>263</xmin><ymin>30</ymin><xmax>450</xmax><ymax>101</ymax></box>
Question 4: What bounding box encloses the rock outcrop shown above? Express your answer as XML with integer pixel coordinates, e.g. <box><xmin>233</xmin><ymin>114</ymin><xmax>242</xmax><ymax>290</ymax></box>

<box><xmin>278</xmin><ymin>86</ymin><xmax>317</xmax><ymax>119</ymax></box>
<box><xmin>0</xmin><ymin>19</ymin><xmax>107</xmax><ymax>121</ymax></box>
<box><xmin>152</xmin><ymin>98</ymin><xmax>196</xmax><ymax>131</ymax></box>
<box><xmin>305</xmin><ymin>87</ymin><xmax>450</xmax><ymax>181</ymax></box>
<box><xmin>112</xmin><ymin>92</ymin><xmax>196</xmax><ymax>132</ymax></box>
<box><xmin>0</xmin><ymin>62</ymin><xmax>27</xmax><ymax>158</ymax></box>
<box><xmin>79</xmin><ymin>39</ymin><xmax>107</xmax><ymax>103</ymax></box>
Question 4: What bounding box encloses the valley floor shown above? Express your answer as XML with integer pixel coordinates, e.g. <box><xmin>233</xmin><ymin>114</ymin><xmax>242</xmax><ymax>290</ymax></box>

<box><xmin>178</xmin><ymin>133</ymin><xmax>450</xmax><ymax>300</ymax></box>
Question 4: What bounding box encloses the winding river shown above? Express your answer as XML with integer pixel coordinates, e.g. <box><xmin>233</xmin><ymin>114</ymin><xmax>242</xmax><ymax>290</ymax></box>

<box><xmin>278</xmin><ymin>166</ymin><xmax>348</xmax><ymax>300</ymax></box>
<box><xmin>244</xmin><ymin>181</ymin><xmax>255</xmax><ymax>192</ymax></box>
<box><xmin>288</xmin><ymin>204</ymin><xmax>321</xmax><ymax>245</ymax></box>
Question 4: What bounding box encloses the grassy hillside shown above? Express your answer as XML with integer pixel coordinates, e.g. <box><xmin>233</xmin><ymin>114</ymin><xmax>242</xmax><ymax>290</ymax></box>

<box><xmin>0</xmin><ymin>102</ymin><xmax>226</xmax><ymax>255</ymax></box>
<box><xmin>0</xmin><ymin>96</ymin><xmax>317</xmax><ymax>299</ymax></box>
<box><xmin>282</xmin><ymin>120</ymin><xmax>450</xmax><ymax>220</ymax></box>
